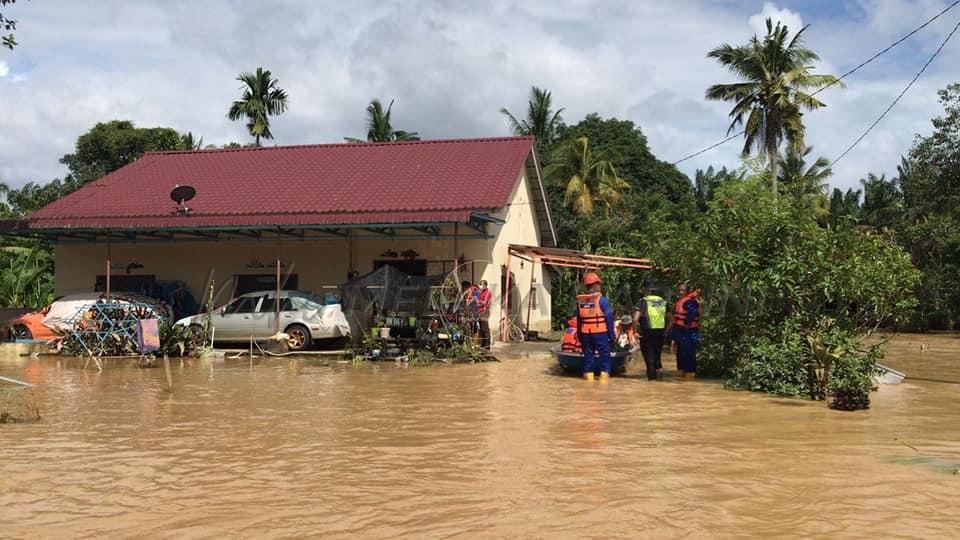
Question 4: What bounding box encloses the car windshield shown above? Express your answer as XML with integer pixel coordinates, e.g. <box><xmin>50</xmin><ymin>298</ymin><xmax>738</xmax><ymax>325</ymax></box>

<box><xmin>290</xmin><ymin>295</ymin><xmax>323</xmax><ymax>311</ymax></box>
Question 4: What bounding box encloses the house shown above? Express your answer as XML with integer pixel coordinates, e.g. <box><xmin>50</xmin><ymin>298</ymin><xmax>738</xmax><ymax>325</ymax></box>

<box><xmin>4</xmin><ymin>136</ymin><xmax>557</xmax><ymax>336</ymax></box>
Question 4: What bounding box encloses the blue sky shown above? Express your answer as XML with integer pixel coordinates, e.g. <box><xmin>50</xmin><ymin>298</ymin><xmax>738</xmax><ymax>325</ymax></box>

<box><xmin>0</xmin><ymin>0</ymin><xmax>958</xmax><ymax>193</ymax></box>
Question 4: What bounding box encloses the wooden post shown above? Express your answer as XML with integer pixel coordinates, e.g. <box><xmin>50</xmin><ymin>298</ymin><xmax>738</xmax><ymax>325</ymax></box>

<box><xmin>502</xmin><ymin>249</ymin><xmax>512</xmax><ymax>342</ymax></box>
<box><xmin>525</xmin><ymin>260</ymin><xmax>536</xmax><ymax>339</ymax></box>
<box><xmin>275</xmin><ymin>233</ymin><xmax>281</xmax><ymax>335</ymax></box>
<box><xmin>347</xmin><ymin>229</ymin><xmax>354</xmax><ymax>279</ymax></box>
<box><xmin>105</xmin><ymin>234</ymin><xmax>112</xmax><ymax>302</ymax></box>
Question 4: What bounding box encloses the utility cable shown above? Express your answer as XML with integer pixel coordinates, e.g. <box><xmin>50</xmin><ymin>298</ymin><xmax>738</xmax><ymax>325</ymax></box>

<box><xmin>670</xmin><ymin>0</ymin><xmax>960</xmax><ymax>166</ymax></box>
<box><xmin>830</xmin><ymin>16</ymin><xmax>960</xmax><ymax>167</ymax></box>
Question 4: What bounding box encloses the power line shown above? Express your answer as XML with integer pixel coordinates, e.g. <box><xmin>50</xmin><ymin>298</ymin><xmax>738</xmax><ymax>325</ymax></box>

<box><xmin>831</xmin><ymin>16</ymin><xmax>960</xmax><ymax>167</ymax></box>
<box><xmin>811</xmin><ymin>0</ymin><xmax>960</xmax><ymax>98</ymax></box>
<box><xmin>670</xmin><ymin>0</ymin><xmax>960</xmax><ymax>166</ymax></box>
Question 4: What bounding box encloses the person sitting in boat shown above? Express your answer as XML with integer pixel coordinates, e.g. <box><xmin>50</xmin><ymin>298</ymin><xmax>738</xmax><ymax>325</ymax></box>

<box><xmin>614</xmin><ymin>314</ymin><xmax>638</xmax><ymax>351</ymax></box>
<box><xmin>561</xmin><ymin>317</ymin><xmax>581</xmax><ymax>353</ymax></box>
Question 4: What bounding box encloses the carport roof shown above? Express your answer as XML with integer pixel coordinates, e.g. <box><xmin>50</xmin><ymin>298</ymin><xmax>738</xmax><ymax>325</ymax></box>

<box><xmin>3</xmin><ymin>136</ymin><xmax>556</xmax><ymax>244</ymax></box>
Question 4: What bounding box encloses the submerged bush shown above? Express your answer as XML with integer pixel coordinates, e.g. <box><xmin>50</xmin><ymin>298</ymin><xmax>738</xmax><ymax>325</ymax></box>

<box><xmin>727</xmin><ymin>330</ymin><xmax>806</xmax><ymax>397</ymax></box>
<box><xmin>649</xmin><ymin>170</ymin><xmax>920</xmax><ymax>410</ymax></box>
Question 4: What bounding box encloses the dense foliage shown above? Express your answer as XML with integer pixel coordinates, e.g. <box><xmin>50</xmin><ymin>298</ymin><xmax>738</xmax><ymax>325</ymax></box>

<box><xmin>0</xmin><ymin>120</ymin><xmax>195</xmax><ymax>308</ymax></box>
<box><xmin>648</xmin><ymin>170</ymin><xmax>919</xmax><ymax>409</ymax></box>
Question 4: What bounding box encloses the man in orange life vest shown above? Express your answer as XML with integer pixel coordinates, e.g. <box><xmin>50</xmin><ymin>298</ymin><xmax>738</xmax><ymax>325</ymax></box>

<box><xmin>561</xmin><ymin>317</ymin><xmax>581</xmax><ymax>352</ymax></box>
<box><xmin>668</xmin><ymin>281</ymin><xmax>701</xmax><ymax>378</ymax></box>
<box><xmin>576</xmin><ymin>272</ymin><xmax>616</xmax><ymax>382</ymax></box>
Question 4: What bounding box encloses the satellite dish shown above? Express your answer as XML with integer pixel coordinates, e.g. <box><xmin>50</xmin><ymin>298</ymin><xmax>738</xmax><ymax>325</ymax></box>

<box><xmin>170</xmin><ymin>184</ymin><xmax>196</xmax><ymax>204</ymax></box>
<box><xmin>170</xmin><ymin>184</ymin><xmax>197</xmax><ymax>215</ymax></box>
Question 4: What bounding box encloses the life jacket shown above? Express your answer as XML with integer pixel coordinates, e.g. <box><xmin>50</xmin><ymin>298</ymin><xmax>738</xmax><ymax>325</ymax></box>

<box><xmin>561</xmin><ymin>327</ymin><xmax>581</xmax><ymax>352</ymax></box>
<box><xmin>615</xmin><ymin>324</ymin><xmax>637</xmax><ymax>348</ymax></box>
<box><xmin>577</xmin><ymin>292</ymin><xmax>608</xmax><ymax>334</ymax></box>
<box><xmin>673</xmin><ymin>290</ymin><xmax>701</xmax><ymax>329</ymax></box>
<box><xmin>641</xmin><ymin>295</ymin><xmax>667</xmax><ymax>330</ymax></box>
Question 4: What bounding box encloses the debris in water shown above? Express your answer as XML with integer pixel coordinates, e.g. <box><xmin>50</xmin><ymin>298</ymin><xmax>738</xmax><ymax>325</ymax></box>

<box><xmin>894</xmin><ymin>437</ymin><xmax>919</xmax><ymax>452</ymax></box>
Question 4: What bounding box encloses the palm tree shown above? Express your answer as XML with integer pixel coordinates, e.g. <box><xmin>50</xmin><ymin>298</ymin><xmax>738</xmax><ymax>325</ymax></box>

<box><xmin>778</xmin><ymin>146</ymin><xmax>831</xmax><ymax>198</ymax></box>
<box><xmin>860</xmin><ymin>173</ymin><xmax>903</xmax><ymax>230</ymax></box>
<box><xmin>227</xmin><ymin>67</ymin><xmax>289</xmax><ymax>146</ymax></box>
<box><xmin>179</xmin><ymin>132</ymin><xmax>204</xmax><ymax>150</ymax></box>
<box><xmin>828</xmin><ymin>187</ymin><xmax>861</xmax><ymax>227</ymax></box>
<box><xmin>694</xmin><ymin>165</ymin><xmax>742</xmax><ymax>211</ymax></box>
<box><xmin>706</xmin><ymin>18</ymin><xmax>842</xmax><ymax>194</ymax></box>
<box><xmin>346</xmin><ymin>99</ymin><xmax>420</xmax><ymax>142</ymax></box>
<box><xmin>500</xmin><ymin>86</ymin><xmax>565</xmax><ymax>155</ymax></box>
<box><xmin>545</xmin><ymin>136</ymin><xmax>629</xmax><ymax>216</ymax></box>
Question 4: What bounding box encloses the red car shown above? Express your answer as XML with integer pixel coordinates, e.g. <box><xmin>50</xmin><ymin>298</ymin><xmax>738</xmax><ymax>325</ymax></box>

<box><xmin>8</xmin><ymin>293</ymin><xmax>169</xmax><ymax>342</ymax></box>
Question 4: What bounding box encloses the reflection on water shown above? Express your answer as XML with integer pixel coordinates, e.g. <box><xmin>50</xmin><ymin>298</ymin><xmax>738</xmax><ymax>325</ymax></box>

<box><xmin>1</xmin><ymin>334</ymin><xmax>958</xmax><ymax>538</ymax></box>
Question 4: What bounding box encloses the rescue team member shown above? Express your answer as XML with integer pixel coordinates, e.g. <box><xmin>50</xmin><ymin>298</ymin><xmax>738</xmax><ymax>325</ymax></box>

<box><xmin>476</xmin><ymin>280</ymin><xmax>492</xmax><ymax>350</ymax></box>
<box><xmin>614</xmin><ymin>315</ymin><xmax>638</xmax><ymax>350</ymax></box>
<box><xmin>633</xmin><ymin>280</ymin><xmax>667</xmax><ymax>381</ymax></box>
<box><xmin>669</xmin><ymin>281</ymin><xmax>701</xmax><ymax>379</ymax></box>
<box><xmin>561</xmin><ymin>317</ymin><xmax>581</xmax><ymax>352</ymax></box>
<box><xmin>576</xmin><ymin>272</ymin><xmax>616</xmax><ymax>382</ymax></box>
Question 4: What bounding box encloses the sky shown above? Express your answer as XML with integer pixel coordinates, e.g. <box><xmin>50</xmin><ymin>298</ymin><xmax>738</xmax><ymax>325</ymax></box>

<box><xmin>1</xmin><ymin>0</ymin><xmax>958</xmax><ymax>193</ymax></box>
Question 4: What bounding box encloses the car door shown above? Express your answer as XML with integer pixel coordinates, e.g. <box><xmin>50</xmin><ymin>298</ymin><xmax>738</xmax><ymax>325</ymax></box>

<box><xmin>257</xmin><ymin>296</ymin><xmax>296</xmax><ymax>337</ymax></box>
<box><xmin>215</xmin><ymin>295</ymin><xmax>263</xmax><ymax>340</ymax></box>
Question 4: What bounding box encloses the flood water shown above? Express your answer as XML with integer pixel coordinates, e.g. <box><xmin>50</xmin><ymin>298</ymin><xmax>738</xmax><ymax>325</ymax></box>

<box><xmin>1</xmin><ymin>334</ymin><xmax>958</xmax><ymax>538</ymax></box>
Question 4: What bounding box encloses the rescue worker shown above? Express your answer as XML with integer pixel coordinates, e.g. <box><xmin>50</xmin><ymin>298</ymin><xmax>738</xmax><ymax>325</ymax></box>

<box><xmin>614</xmin><ymin>314</ymin><xmax>638</xmax><ymax>350</ymax></box>
<box><xmin>632</xmin><ymin>279</ymin><xmax>667</xmax><ymax>381</ymax></box>
<box><xmin>668</xmin><ymin>281</ymin><xmax>701</xmax><ymax>379</ymax></box>
<box><xmin>561</xmin><ymin>317</ymin><xmax>581</xmax><ymax>352</ymax></box>
<box><xmin>476</xmin><ymin>280</ymin><xmax>492</xmax><ymax>349</ymax></box>
<box><xmin>576</xmin><ymin>272</ymin><xmax>616</xmax><ymax>382</ymax></box>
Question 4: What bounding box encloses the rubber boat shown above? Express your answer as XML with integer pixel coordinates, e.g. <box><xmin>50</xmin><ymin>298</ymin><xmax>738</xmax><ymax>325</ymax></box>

<box><xmin>551</xmin><ymin>344</ymin><xmax>637</xmax><ymax>375</ymax></box>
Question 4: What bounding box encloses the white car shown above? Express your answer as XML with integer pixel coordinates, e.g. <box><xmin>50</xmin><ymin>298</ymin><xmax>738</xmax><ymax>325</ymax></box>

<box><xmin>176</xmin><ymin>290</ymin><xmax>351</xmax><ymax>351</ymax></box>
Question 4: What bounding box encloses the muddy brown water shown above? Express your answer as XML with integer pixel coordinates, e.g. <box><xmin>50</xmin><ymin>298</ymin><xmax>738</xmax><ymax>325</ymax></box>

<box><xmin>1</xmin><ymin>334</ymin><xmax>958</xmax><ymax>538</ymax></box>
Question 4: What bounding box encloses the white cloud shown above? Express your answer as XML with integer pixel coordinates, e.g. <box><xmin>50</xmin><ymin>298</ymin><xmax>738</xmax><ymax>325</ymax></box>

<box><xmin>0</xmin><ymin>0</ymin><xmax>955</xmax><ymax>193</ymax></box>
<box><xmin>749</xmin><ymin>2</ymin><xmax>805</xmax><ymax>38</ymax></box>
<box><xmin>0</xmin><ymin>61</ymin><xmax>9</xmax><ymax>77</ymax></box>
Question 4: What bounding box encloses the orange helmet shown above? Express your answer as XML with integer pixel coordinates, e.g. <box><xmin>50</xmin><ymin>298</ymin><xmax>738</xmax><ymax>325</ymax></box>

<box><xmin>583</xmin><ymin>272</ymin><xmax>601</xmax><ymax>286</ymax></box>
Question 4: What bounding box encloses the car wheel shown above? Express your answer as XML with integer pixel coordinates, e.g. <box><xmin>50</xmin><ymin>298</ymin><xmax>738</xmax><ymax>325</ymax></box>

<box><xmin>285</xmin><ymin>324</ymin><xmax>311</xmax><ymax>351</ymax></box>
<box><xmin>189</xmin><ymin>324</ymin><xmax>207</xmax><ymax>349</ymax></box>
<box><xmin>13</xmin><ymin>325</ymin><xmax>32</xmax><ymax>340</ymax></box>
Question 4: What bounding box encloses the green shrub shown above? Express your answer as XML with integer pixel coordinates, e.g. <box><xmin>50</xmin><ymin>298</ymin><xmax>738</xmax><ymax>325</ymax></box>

<box><xmin>727</xmin><ymin>334</ymin><xmax>806</xmax><ymax>396</ymax></box>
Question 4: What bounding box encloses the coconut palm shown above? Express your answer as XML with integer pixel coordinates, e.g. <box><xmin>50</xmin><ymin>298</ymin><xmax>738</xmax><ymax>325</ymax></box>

<box><xmin>227</xmin><ymin>67</ymin><xmax>289</xmax><ymax>146</ymax></box>
<box><xmin>706</xmin><ymin>18</ymin><xmax>842</xmax><ymax>194</ymax></box>
<box><xmin>346</xmin><ymin>99</ymin><xmax>420</xmax><ymax>142</ymax></box>
<box><xmin>545</xmin><ymin>136</ymin><xmax>629</xmax><ymax>216</ymax></box>
<box><xmin>778</xmin><ymin>146</ymin><xmax>832</xmax><ymax>198</ymax></box>
<box><xmin>500</xmin><ymin>86</ymin><xmax>565</xmax><ymax>155</ymax></box>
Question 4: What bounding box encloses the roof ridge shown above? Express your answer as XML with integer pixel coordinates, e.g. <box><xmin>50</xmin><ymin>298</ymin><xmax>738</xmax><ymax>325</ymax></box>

<box><xmin>145</xmin><ymin>135</ymin><xmax>535</xmax><ymax>156</ymax></box>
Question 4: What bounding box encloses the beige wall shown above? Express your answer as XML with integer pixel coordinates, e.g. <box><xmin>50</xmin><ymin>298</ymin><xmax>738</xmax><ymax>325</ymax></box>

<box><xmin>54</xmin><ymin>170</ymin><xmax>552</xmax><ymax>336</ymax></box>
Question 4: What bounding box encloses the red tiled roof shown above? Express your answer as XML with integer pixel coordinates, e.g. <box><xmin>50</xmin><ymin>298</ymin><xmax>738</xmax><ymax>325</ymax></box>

<box><xmin>23</xmin><ymin>136</ymin><xmax>537</xmax><ymax>230</ymax></box>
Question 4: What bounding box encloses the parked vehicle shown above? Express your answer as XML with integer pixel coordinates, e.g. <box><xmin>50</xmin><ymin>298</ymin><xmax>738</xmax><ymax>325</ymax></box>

<box><xmin>175</xmin><ymin>290</ymin><xmax>351</xmax><ymax>351</ymax></box>
<box><xmin>8</xmin><ymin>292</ymin><xmax>171</xmax><ymax>342</ymax></box>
